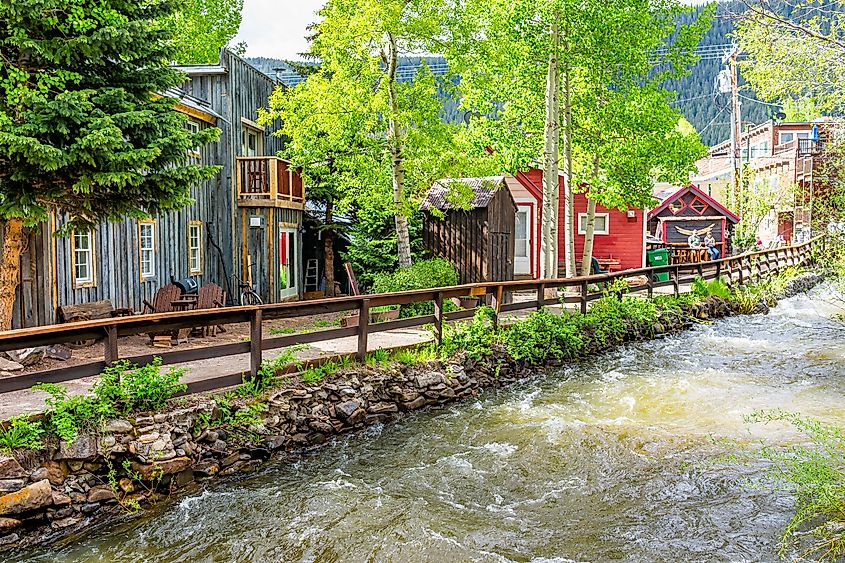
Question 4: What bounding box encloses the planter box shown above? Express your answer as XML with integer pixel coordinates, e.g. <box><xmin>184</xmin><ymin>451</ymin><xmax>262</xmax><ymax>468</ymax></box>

<box><xmin>370</xmin><ymin>308</ymin><xmax>400</xmax><ymax>323</ymax></box>
<box><xmin>341</xmin><ymin>313</ymin><xmax>359</xmax><ymax>328</ymax></box>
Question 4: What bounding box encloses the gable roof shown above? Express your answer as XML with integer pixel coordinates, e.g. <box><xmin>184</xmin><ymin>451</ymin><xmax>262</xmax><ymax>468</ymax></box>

<box><xmin>649</xmin><ymin>184</ymin><xmax>740</xmax><ymax>223</ymax></box>
<box><xmin>420</xmin><ymin>176</ymin><xmax>509</xmax><ymax>212</ymax></box>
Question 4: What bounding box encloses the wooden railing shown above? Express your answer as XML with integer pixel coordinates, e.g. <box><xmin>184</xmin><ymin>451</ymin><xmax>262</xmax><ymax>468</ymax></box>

<box><xmin>0</xmin><ymin>237</ymin><xmax>823</xmax><ymax>397</ymax></box>
<box><xmin>236</xmin><ymin>157</ymin><xmax>305</xmax><ymax>208</ymax></box>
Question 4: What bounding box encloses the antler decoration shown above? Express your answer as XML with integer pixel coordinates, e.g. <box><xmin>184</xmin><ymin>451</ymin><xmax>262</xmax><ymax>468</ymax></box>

<box><xmin>676</xmin><ymin>224</ymin><xmax>715</xmax><ymax>237</ymax></box>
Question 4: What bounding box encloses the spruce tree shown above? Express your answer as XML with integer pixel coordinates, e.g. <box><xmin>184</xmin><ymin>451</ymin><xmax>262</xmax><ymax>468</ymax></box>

<box><xmin>0</xmin><ymin>0</ymin><xmax>220</xmax><ymax>328</ymax></box>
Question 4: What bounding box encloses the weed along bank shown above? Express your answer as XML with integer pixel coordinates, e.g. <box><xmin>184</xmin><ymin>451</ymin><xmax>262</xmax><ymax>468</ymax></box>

<box><xmin>0</xmin><ymin>239</ymin><xmax>823</xmax><ymax>552</ymax></box>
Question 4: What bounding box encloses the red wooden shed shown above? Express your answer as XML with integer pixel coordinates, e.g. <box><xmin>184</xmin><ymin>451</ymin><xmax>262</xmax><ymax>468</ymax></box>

<box><xmin>505</xmin><ymin>169</ymin><xmax>646</xmax><ymax>278</ymax></box>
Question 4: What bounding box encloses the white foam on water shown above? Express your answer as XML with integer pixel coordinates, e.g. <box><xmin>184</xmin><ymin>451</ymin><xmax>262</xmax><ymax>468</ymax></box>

<box><xmin>478</xmin><ymin>442</ymin><xmax>518</xmax><ymax>457</ymax></box>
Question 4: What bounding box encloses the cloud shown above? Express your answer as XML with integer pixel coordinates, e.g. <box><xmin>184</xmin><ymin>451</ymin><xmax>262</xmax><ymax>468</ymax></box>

<box><xmin>234</xmin><ymin>0</ymin><xmax>323</xmax><ymax>59</ymax></box>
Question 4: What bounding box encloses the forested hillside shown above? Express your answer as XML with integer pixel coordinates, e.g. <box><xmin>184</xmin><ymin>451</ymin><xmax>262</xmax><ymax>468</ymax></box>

<box><xmin>247</xmin><ymin>1</ymin><xmax>784</xmax><ymax>148</ymax></box>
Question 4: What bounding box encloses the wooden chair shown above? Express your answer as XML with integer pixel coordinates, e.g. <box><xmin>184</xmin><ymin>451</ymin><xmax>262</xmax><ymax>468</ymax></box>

<box><xmin>195</xmin><ymin>283</ymin><xmax>227</xmax><ymax>336</ymax></box>
<box><xmin>142</xmin><ymin>284</ymin><xmax>182</xmax><ymax>343</ymax></box>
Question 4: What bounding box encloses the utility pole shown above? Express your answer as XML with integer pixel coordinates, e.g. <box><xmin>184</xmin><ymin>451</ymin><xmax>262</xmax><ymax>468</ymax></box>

<box><xmin>723</xmin><ymin>45</ymin><xmax>742</xmax><ymax>215</ymax></box>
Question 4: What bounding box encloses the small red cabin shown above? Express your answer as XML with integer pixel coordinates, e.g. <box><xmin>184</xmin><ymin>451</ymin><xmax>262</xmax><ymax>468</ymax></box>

<box><xmin>648</xmin><ymin>184</ymin><xmax>740</xmax><ymax>263</ymax></box>
<box><xmin>505</xmin><ymin>169</ymin><xmax>646</xmax><ymax>278</ymax></box>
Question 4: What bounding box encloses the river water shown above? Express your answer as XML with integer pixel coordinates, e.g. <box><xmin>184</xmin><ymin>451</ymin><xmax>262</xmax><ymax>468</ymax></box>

<box><xmin>18</xmin><ymin>287</ymin><xmax>845</xmax><ymax>563</ymax></box>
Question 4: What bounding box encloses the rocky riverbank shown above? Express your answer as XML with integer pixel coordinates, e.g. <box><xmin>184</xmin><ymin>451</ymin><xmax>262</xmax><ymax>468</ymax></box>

<box><xmin>0</xmin><ymin>272</ymin><xmax>824</xmax><ymax>551</ymax></box>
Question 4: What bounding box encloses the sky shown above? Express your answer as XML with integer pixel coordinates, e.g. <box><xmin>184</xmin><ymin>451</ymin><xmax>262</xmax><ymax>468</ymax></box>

<box><xmin>233</xmin><ymin>0</ymin><xmax>324</xmax><ymax>59</ymax></box>
<box><xmin>234</xmin><ymin>0</ymin><xmax>709</xmax><ymax>60</ymax></box>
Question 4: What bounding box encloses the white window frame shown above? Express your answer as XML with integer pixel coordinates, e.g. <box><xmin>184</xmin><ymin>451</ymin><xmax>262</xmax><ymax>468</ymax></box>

<box><xmin>514</xmin><ymin>208</ymin><xmax>530</xmax><ymax>258</ymax></box>
<box><xmin>139</xmin><ymin>221</ymin><xmax>156</xmax><ymax>280</ymax></box>
<box><xmin>189</xmin><ymin>221</ymin><xmax>202</xmax><ymax>275</ymax></box>
<box><xmin>779</xmin><ymin>132</ymin><xmax>795</xmax><ymax>144</ymax></box>
<box><xmin>186</xmin><ymin>119</ymin><xmax>201</xmax><ymax>160</ymax></box>
<box><xmin>241</xmin><ymin>126</ymin><xmax>264</xmax><ymax>157</ymax></box>
<box><xmin>578</xmin><ymin>213</ymin><xmax>609</xmax><ymax>235</ymax></box>
<box><xmin>72</xmin><ymin>230</ymin><xmax>95</xmax><ymax>288</ymax></box>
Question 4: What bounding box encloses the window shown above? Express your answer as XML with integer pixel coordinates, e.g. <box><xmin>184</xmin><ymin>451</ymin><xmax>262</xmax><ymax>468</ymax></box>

<box><xmin>72</xmin><ymin>230</ymin><xmax>95</xmax><ymax>287</ymax></box>
<box><xmin>689</xmin><ymin>198</ymin><xmax>708</xmax><ymax>215</ymax></box>
<box><xmin>578</xmin><ymin>213</ymin><xmax>609</xmax><ymax>235</ymax></box>
<box><xmin>186</xmin><ymin>119</ymin><xmax>201</xmax><ymax>160</ymax></box>
<box><xmin>779</xmin><ymin>132</ymin><xmax>794</xmax><ymax>144</ymax></box>
<box><xmin>189</xmin><ymin>221</ymin><xmax>202</xmax><ymax>274</ymax></box>
<box><xmin>139</xmin><ymin>221</ymin><xmax>156</xmax><ymax>279</ymax></box>
<box><xmin>515</xmin><ymin>209</ymin><xmax>529</xmax><ymax>258</ymax></box>
<box><xmin>242</xmin><ymin>127</ymin><xmax>263</xmax><ymax>157</ymax></box>
<box><xmin>750</xmin><ymin>141</ymin><xmax>769</xmax><ymax>158</ymax></box>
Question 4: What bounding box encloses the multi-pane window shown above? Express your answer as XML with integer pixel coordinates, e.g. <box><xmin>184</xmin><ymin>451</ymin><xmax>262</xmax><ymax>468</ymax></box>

<box><xmin>189</xmin><ymin>222</ymin><xmax>202</xmax><ymax>274</ymax></box>
<box><xmin>186</xmin><ymin>120</ymin><xmax>201</xmax><ymax>160</ymax></box>
<box><xmin>242</xmin><ymin>127</ymin><xmax>263</xmax><ymax>156</ymax></box>
<box><xmin>578</xmin><ymin>213</ymin><xmax>609</xmax><ymax>235</ymax></box>
<box><xmin>139</xmin><ymin>221</ymin><xmax>156</xmax><ymax>279</ymax></box>
<box><xmin>72</xmin><ymin>231</ymin><xmax>94</xmax><ymax>286</ymax></box>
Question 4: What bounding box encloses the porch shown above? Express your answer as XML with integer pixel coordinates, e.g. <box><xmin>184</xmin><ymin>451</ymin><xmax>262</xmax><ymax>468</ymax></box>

<box><xmin>236</xmin><ymin>157</ymin><xmax>306</xmax><ymax>209</ymax></box>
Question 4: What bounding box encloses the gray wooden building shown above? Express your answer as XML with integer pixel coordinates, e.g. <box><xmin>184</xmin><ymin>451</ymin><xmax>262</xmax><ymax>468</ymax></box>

<box><xmin>421</xmin><ymin>176</ymin><xmax>516</xmax><ymax>284</ymax></box>
<box><xmin>8</xmin><ymin>50</ymin><xmax>305</xmax><ymax>328</ymax></box>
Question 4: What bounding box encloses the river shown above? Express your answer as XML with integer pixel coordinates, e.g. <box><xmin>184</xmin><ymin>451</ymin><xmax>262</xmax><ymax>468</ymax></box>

<box><xmin>17</xmin><ymin>286</ymin><xmax>845</xmax><ymax>562</ymax></box>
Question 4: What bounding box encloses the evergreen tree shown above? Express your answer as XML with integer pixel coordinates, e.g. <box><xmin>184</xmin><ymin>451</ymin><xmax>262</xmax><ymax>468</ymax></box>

<box><xmin>0</xmin><ymin>0</ymin><xmax>220</xmax><ymax>328</ymax></box>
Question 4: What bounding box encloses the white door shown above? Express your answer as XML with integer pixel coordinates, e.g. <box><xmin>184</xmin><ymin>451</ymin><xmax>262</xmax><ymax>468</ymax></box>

<box><xmin>514</xmin><ymin>207</ymin><xmax>532</xmax><ymax>275</ymax></box>
<box><xmin>278</xmin><ymin>226</ymin><xmax>299</xmax><ymax>300</ymax></box>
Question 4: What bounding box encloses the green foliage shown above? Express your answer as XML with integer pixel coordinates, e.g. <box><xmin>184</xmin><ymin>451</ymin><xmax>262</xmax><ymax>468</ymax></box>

<box><xmin>0</xmin><ymin>415</ymin><xmax>44</xmax><ymax>452</ymax></box>
<box><xmin>170</xmin><ymin>0</ymin><xmax>245</xmax><ymax>64</ymax></box>
<box><xmin>0</xmin><ymin>0</ymin><xmax>220</xmax><ymax>231</ymax></box>
<box><xmin>692</xmin><ymin>277</ymin><xmax>732</xmax><ymax>299</ymax></box>
<box><xmin>504</xmin><ymin>309</ymin><xmax>585</xmax><ymax>364</ymax></box>
<box><xmin>744</xmin><ymin>410</ymin><xmax>845</xmax><ymax>561</ymax></box>
<box><xmin>365</xmin><ymin>349</ymin><xmax>391</xmax><ymax>368</ymax></box>
<box><xmin>370</xmin><ymin>258</ymin><xmax>461</xmax><ymax>317</ymax></box>
<box><xmin>439</xmin><ymin>306</ymin><xmax>498</xmax><ymax>360</ymax></box>
<box><xmin>269</xmin><ymin>327</ymin><xmax>296</xmax><ymax>335</ymax></box>
<box><xmin>391</xmin><ymin>345</ymin><xmax>437</xmax><ymax>366</ymax></box>
<box><xmin>236</xmin><ymin>347</ymin><xmax>302</xmax><ymax>398</ymax></box>
<box><xmin>34</xmin><ymin>358</ymin><xmax>185</xmax><ymax>443</ymax></box>
<box><xmin>300</xmin><ymin>361</ymin><xmax>339</xmax><ymax>384</ymax></box>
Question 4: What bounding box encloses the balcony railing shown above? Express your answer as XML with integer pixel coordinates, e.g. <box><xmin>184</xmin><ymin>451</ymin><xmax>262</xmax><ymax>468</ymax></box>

<box><xmin>236</xmin><ymin>157</ymin><xmax>305</xmax><ymax>208</ymax></box>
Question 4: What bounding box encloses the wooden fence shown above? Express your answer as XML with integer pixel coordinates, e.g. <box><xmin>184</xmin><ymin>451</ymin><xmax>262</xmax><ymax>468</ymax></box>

<box><xmin>0</xmin><ymin>237</ymin><xmax>823</xmax><ymax>397</ymax></box>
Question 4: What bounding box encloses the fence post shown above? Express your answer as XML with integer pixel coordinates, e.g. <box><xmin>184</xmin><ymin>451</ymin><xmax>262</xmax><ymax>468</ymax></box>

<box><xmin>357</xmin><ymin>298</ymin><xmax>370</xmax><ymax>361</ymax></box>
<box><xmin>433</xmin><ymin>291</ymin><xmax>444</xmax><ymax>347</ymax></box>
<box><xmin>537</xmin><ymin>283</ymin><xmax>546</xmax><ymax>310</ymax></box>
<box><xmin>104</xmin><ymin>324</ymin><xmax>118</xmax><ymax>366</ymax></box>
<box><xmin>715</xmin><ymin>260</ymin><xmax>722</xmax><ymax>281</ymax></box>
<box><xmin>580</xmin><ymin>280</ymin><xmax>588</xmax><ymax>314</ymax></box>
<box><xmin>249</xmin><ymin>308</ymin><xmax>263</xmax><ymax>378</ymax></box>
<box><xmin>492</xmin><ymin>285</ymin><xmax>504</xmax><ymax>329</ymax></box>
<box><xmin>647</xmin><ymin>274</ymin><xmax>653</xmax><ymax>298</ymax></box>
<box><xmin>673</xmin><ymin>265</ymin><xmax>680</xmax><ymax>296</ymax></box>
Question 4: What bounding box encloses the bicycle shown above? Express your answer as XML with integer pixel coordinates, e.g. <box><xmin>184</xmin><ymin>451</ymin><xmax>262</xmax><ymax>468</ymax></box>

<box><xmin>233</xmin><ymin>268</ymin><xmax>263</xmax><ymax>306</ymax></box>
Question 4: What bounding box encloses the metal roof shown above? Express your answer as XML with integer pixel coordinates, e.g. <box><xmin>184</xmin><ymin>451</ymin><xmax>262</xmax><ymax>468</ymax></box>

<box><xmin>420</xmin><ymin>176</ymin><xmax>507</xmax><ymax>212</ymax></box>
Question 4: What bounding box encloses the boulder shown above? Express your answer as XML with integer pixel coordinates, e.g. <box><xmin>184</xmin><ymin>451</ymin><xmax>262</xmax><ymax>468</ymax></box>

<box><xmin>129</xmin><ymin>457</ymin><xmax>191</xmax><ymax>480</ymax></box>
<box><xmin>103</xmin><ymin>419</ymin><xmax>134</xmax><ymax>434</ymax></box>
<box><xmin>414</xmin><ymin>372</ymin><xmax>442</xmax><ymax>388</ymax></box>
<box><xmin>0</xmin><ymin>479</ymin><xmax>53</xmax><ymax>516</ymax></box>
<box><xmin>0</xmin><ymin>358</ymin><xmax>23</xmax><ymax>372</ymax></box>
<box><xmin>368</xmin><ymin>402</ymin><xmax>399</xmax><ymax>415</ymax></box>
<box><xmin>7</xmin><ymin>347</ymin><xmax>46</xmax><ymax>367</ymax></box>
<box><xmin>55</xmin><ymin>434</ymin><xmax>98</xmax><ymax>461</ymax></box>
<box><xmin>0</xmin><ymin>480</ymin><xmax>27</xmax><ymax>493</ymax></box>
<box><xmin>335</xmin><ymin>400</ymin><xmax>362</xmax><ymax>421</ymax></box>
<box><xmin>45</xmin><ymin>344</ymin><xmax>72</xmax><ymax>361</ymax></box>
<box><xmin>51</xmin><ymin>492</ymin><xmax>72</xmax><ymax>506</ymax></box>
<box><xmin>86</xmin><ymin>486</ymin><xmax>116</xmax><ymax>503</ymax></box>
<box><xmin>0</xmin><ymin>456</ymin><xmax>26</xmax><ymax>480</ymax></box>
<box><xmin>193</xmin><ymin>460</ymin><xmax>220</xmax><ymax>477</ymax></box>
<box><xmin>0</xmin><ymin>517</ymin><xmax>21</xmax><ymax>532</ymax></box>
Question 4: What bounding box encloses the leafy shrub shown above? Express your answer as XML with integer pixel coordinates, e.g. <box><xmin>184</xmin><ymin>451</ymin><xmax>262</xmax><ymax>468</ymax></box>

<box><xmin>692</xmin><ymin>277</ymin><xmax>731</xmax><ymax>299</ymax></box>
<box><xmin>504</xmin><ymin>309</ymin><xmax>585</xmax><ymax>364</ymax></box>
<box><xmin>370</xmin><ymin>258</ymin><xmax>460</xmax><ymax>317</ymax></box>
<box><xmin>35</xmin><ymin>358</ymin><xmax>186</xmax><ymax>443</ymax></box>
<box><xmin>236</xmin><ymin>347</ymin><xmax>302</xmax><ymax>398</ymax></box>
<box><xmin>439</xmin><ymin>306</ymin><xmax>498</xmax><ymax>360</ymax></box>
<box><xmin>582</xmin><ymin>294</ymin><xmax>658</xmax><ymax>347</ymax></box>
<box><xmin>300</xmin><ymin>360</ymin><xmax>339</xmax><ymax>384</ymax></box>
<box><xmin>0</xmin><ymin>415</ymin><xmax>44</xmax><ymax>452</ymax></box>
<box><xmin>744</xmin><ymin>410</ymin><xmax>845</xmax><ymax>560</ymax></box>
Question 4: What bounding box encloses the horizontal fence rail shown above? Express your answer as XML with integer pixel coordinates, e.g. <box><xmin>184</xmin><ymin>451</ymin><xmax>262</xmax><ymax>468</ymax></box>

<box><xmin>0</xmin><ymin>237</ymin><xmax>823</xmax><ymax>396</ymax></box>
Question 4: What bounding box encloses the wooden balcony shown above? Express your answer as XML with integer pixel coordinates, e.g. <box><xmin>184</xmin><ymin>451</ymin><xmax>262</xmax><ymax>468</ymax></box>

<box><xmin>236</xmin><ymin>157</ymin><xmax>305</xmax><ymax>209</ymax></box>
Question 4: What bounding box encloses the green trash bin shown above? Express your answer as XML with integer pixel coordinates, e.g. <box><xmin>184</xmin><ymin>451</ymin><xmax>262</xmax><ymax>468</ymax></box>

<box><xmin>647</xmin><ymin>248</ymin><xmax>670</xmax><ymax>282</ymax></box>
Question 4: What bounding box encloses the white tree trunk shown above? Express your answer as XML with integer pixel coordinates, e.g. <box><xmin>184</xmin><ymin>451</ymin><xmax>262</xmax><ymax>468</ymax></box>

<box><xmin>385</xmin><ymin>32</ymin><xmax>413</xmax><ymax>268</ymax></box>
<box><xmin>562</xmin><ymin>59</ymin><xmax>576</xmax><ymax>278</ymax></box>
<box><xmin>540</xmin><ymin>15</ymin><xmax>560</xmax><ymax>279</ymax></box>
<box><xmin>579</xmin><ymin>155</ymin><xmax>600</xmax><ymax>276</ymax></box>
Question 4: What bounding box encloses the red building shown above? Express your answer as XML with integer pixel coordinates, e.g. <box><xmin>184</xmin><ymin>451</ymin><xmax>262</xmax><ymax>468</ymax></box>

<box><xmin>505</xmin><ymin>168</ymin><xmax>646</xmax><ymax>278</ymax></box>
